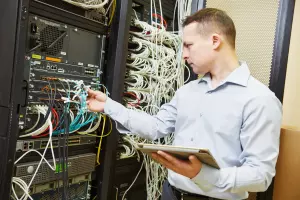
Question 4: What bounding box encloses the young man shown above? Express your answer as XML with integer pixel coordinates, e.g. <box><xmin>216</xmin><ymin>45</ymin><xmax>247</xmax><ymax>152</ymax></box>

<box><xmin>87</xmin><ymin>8</ymin><xmax>282</xmax><ymax>200</ymax></box>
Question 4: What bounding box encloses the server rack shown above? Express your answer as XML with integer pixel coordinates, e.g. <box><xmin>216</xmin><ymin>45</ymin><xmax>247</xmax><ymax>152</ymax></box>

<box><xmin>0</xmin><ymin>0</ymin><xmax>31</xmax><ymax>198</ymax></box>
<box><xmin>99</xmin><ymin>1</ymin><xmax>179</xmax><ymax>199</ymax></box>
<box><xmin>0</xmin><ymin>0</ymin><xmax>110</xmax><ymax>199</ymax></box>
<box><xmin>0</xmin><ymin>0</ymin><xmax>295</xmax><ymax>200</ymax></box>
<box><xmin>97</xmin><ymin>0</ymin><xmax>133</xmax><ymax>199</ymax></box>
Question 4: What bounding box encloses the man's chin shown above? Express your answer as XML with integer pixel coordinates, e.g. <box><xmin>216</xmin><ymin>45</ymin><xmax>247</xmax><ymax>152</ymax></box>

<box><xmin>192</xmin><ymin>67</ymin><xmax>208</xmax><ymax>75</ymax></box>
<box><xmin>192</xmin><ymin>68</ymin><xmax>203</xmax><ymax>75</ymax></box>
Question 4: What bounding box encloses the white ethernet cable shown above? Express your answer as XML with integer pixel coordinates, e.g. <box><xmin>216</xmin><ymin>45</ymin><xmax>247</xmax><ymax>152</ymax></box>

<box><xmin>62</xmin><ymin>0</ymin><xmax>109</xmax><ymax>10</ymax></box>
<box><xmin>122</xmin><ymin>0</ymin><xmax>192</xmax><ymax>199</ymax></box>
<box><xmin>19</xmin><ymin>105</ymin><xmax>51</xmax><ymax>138</ymax></box>
<box><xmin>121</xmin><ymin>161</ymin><xmax>144</xmax><ymax>200</ymax></box>
<box><xmin>12</xmin><ymin>110</ymin><xmax>56</xmax><ymax>200</ymax></box>
<box><xmin>77</xmin><ymin>114</ymin><xmax>102</xmax><ymax>134</ymax></box>
<box><xmin>24</xmin><ymin>110</ymin><xmax>41</xmax><ymax>134</ymax></box>
<box><xmin>11</xmin><ymin>79</ymin><xmax>101</xmax><ymax>199</ymax></box>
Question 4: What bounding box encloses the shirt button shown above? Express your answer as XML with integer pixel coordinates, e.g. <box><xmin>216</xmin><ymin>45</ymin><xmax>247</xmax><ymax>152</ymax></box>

<box><xmin>191</xmin><ymin>138</ymin><xmax>194</xmax><ymax>141</ymax></box>
<box><xmin>199</xmin><ymin>113</ymin><xmax>202</xmax><ymax>117</ymax></box>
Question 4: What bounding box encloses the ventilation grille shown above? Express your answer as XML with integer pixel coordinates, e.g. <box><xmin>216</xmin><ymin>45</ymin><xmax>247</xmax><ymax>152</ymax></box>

<box><xmin>40</xmin><ymin>25</ymin><xmax>64</xmax><ymax>56</ymax></box>
<box><xmin>15</xmin><ymin>153</ymin><xmax>96</xmax><ymax>185</ymax></box>
<box><xmin>206</xmin><ymin>0</ymin><xmax>280</xmax><ymax>87</ymax></box>
<box><xmin>30</xmin><ymin>182</ymin><xmax>88</xmax><ymax>200</ymax></box>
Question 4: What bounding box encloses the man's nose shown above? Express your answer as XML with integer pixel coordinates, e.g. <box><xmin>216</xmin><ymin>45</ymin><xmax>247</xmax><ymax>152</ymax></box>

<box><xmin>183</xmin><ymin>49</ymin><xmax>189</xmax><ymax>60</ymax></box>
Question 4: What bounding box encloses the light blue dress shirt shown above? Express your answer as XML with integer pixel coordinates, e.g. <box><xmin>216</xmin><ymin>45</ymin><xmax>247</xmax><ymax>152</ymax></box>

<box><xmin>104</xmin><ymin>62</ymin><xmax>282</xmax><ymax>200</ymax></box>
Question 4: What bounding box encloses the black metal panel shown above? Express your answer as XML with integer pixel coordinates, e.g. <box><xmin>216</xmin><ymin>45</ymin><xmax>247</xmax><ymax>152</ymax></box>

<box><xmin>0</xmin><ymin>107</ymin><xmax>10</xmax><ymax>137</ymax></box>
<box><xmin>29</xmin><ymin>0</ymin><xmax>107</xmax><ymax>34</ymax></box>
<box><xmin>114</xmin><ymin>163</ymin><xmax>146</xmax><ymax>200</ymax></box>
<box><xmin>0</xmin><ymin>0</ymin><xmax>30</xmax><ymax>199</ymax></box>
<box><xmin>257</xmin><ymin>0</ymin><xmax>295</xmax><ymax>199</ymax></box>
<box><xmin>269</xmin><ymin>0</ymin><xmax>295</xmax><ymax>103</ymax></box>
<box><xmin>98</xmin><ymin>0</ymin><xmax>132</xmax><ymax>200</ymax></box>
<box><xmin>0</xmin><ymin>0</ymin><xmax>19</xmax><ymax>107</ymax></box>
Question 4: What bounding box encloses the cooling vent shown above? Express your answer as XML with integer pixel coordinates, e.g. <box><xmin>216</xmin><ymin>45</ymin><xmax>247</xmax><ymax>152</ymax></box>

<box><xmin>40</xmin><ymin>25</ymin><xmax>65</xmax><ymax>56</ymax></box>
<box><xmin>31</xmin><ymin>182</ymin><xmax>88</xmax><ymax>200</ymax></box>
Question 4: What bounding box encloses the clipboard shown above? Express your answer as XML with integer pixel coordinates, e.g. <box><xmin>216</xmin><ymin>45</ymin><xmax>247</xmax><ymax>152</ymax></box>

<box><xmin>136</xmin><ymin>143</ymin><xmax>220</xmax><ymax>169</ymax></box>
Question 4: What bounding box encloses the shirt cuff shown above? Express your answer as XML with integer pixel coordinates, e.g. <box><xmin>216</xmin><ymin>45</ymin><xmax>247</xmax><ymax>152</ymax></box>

<box><xmin>103</xmin><ymin>97</ymin><xmax>131</xmax><ymax>134</ymax></box>
<box><xmin>192</xmin><ymin>163</ymin><xmax>220</xmax><ymax>186</ymax></box>
<box><xmin>104</xmin><ymin>97</ymin><xmax>123</xmax><ymax>117</ymax></box>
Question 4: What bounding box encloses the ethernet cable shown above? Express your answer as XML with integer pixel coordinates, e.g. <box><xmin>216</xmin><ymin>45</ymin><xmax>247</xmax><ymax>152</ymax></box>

<box><xmin>12</xmin><ymin>111</ymin><xmax>55</xmax><ymax>200</ymax></box>
<box><xmin>121</xmin><ymin>161</ymin><xmax>144</xmax><ymax>200</ymax></box>
<box><xmin>12</xmin><ymin>77</ymin><xmax>108</xmax><ymax>199</ymax></box>
<box><xmin>24</xmin><ymin>111</ymin><xmax>40</xmax><ymax>133</ymax></box>
<box><xmin>19</xmin><ymin>106</ymin><xmax>51</xmax><ymax>138</ymax></box>
<box><xmin>122</xmin><ymin>0</ymin><xmax>192</xmax><ymax>198</ymax></box>
<box><xmin>62</xmin><ymin>0</ymin><xmax>109</xmax><ymax>9</ymax></box>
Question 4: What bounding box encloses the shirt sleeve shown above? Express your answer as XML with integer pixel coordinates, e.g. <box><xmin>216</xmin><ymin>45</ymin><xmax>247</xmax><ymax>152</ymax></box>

<box><xmin>191</xmin><ymin>94</ymin><xmax>282</xmax><ymax>193</ymax></box>
<box><xmin>103</xmin><ymin>92</ymin><xmax>178</xmax><ymax>140</ymax></box>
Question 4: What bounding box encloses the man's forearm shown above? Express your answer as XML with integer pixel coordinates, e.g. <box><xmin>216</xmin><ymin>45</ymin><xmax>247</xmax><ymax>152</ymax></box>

<box><xmin>104</xmin><ymin>97</ymin><xmax>176</xmax><ymax>140</ymax></box>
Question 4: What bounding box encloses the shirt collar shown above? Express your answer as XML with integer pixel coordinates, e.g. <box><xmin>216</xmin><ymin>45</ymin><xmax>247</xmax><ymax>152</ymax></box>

<box><xmin>199</xmin><ymin>61</ymin><xmax>250</xmax><ymax>87</ymax></box>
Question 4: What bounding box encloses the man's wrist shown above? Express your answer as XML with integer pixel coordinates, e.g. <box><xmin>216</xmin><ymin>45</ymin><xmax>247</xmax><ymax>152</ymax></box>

<box><xmin>189</xmin><ymin>163</ymin><xmax>203</xmax><ymax>179</ymax></box>
<box><xmin>191</xmin><ymin>164</ymin><xmax>220</xmax><ymax>186</ymax></box>
<box><xmin>103</xmin><ymin>97</ymin><xmax>112</xmax><ymax>114</ymax></box>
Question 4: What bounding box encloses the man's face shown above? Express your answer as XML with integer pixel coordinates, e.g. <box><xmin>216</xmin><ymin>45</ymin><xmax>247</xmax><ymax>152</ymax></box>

<box><xmin>182</xmin><ymin>22</ymin><xmax>215</xmax><ymax>74</ymax></box>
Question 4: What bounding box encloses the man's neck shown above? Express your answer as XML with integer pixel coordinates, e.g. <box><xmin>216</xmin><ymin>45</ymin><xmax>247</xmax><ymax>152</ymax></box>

<box><xmin>209</xmin><ymin>52</ymin><xmax>239</xmax><ymax>89</ymax></box>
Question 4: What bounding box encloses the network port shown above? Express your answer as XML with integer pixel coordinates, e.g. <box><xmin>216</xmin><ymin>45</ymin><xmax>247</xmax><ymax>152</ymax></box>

<box><xmin>41</xmin><ymin>140</ymin><xmax>59</xmax><ymax>149</ymax></box>
<box><xmin>85</xmin><ymin>69</ymin><xmax>95</xmax><ymax>76</ymax></box>
<box><xmin>22</xmin><ymin>141</ymin><xmax>33</xmax><ymax>151</ymax></box>
<box><xmin>58</xmin><ymin>68</ymin><xmax>65</xmax><ymax>73</ymax></box>
<box><xmin>51</xmin><ymin>65</ymin><xmax>57</xmax><ymax>70</ymax></box>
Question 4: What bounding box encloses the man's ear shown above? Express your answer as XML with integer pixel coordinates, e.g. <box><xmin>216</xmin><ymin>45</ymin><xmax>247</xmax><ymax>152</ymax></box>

<box><xmin>211</xmin><ymin>33</ymin><xmax>222</xmax><ymax>50</ymax></box>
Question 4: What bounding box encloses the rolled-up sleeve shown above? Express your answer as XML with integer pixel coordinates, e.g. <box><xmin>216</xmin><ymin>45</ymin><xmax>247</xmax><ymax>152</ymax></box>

<box><xmin>104</xmin><ymin>92</ymin><xmax>178</xmax><ymax>140</ymax></box>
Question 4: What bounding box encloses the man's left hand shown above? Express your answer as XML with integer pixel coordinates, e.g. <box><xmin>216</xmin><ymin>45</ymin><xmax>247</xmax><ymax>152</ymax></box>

<box><xmin>151</xmin><ymin>151</ymin><xmax>202</xmax><ymax>179</ymax></box>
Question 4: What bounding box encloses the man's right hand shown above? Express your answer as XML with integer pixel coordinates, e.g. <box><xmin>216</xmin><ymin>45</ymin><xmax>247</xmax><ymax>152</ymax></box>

<box><xmin>87</xmin><ymin>89</ymin><xmax>107</xmax><ymax>112</ymax></box>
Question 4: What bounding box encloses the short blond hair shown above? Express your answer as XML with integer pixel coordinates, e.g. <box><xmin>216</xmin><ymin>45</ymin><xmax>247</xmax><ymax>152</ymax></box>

<box><xmin>183</xmin><ymin>8</ymin><xmax>236</xmax><ymax>49</ymax></box>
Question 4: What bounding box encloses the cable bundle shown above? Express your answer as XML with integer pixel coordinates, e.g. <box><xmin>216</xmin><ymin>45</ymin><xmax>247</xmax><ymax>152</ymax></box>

<box><xmin>131</xmin><ymin>19</ymin><xmax>181</xmax><ymax>49</ymax></box>
<box><xmin>120</xmin><ymin>1</ymin><xmax>192</xmax><ymax>199</ymax></box>
<box><xmin>11</xmin><ymin>78</ymin><xmax>106</xmax><ymax>200</ymax></box>
<box><xmin>62</xmin><ymin>0</ymin><xmax>108</xmax><ymax>10</ymax></box>
<box><xmin>12</xmin><ymin>105</ymin><xmax>55</xmax><ymax>200</ymax></box>
<box><xmin>62</xmin><ymin>0</ymin><xmax>118</xmax><ymax>26</ymax></box>
<box><xmin>126</xmin><ymin>34</ymin><xmax>185</xmax><ymax>114</ymax></box>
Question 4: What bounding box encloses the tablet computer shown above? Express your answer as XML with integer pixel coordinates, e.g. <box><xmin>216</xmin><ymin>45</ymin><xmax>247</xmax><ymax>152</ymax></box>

<box><xmin>136</xmin><ymin>143</ymin><xmax>220</xmax><ymax>169</ymax></box>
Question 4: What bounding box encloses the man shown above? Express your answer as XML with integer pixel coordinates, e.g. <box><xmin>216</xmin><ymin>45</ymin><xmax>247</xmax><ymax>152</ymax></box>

<box><xmin>87</xmin><ymin>8</ymin><xmax>282</xmax><ymax>200</ymax></box>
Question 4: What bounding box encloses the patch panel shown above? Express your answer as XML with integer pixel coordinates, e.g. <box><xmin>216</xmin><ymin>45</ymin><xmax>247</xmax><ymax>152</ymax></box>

<box><xmin>14</xmin><ymin>153</ymin><xmax>96</xmax><ymax>185</ymax></box>
<box><xmin>84</xmin><ymin>69</ymin><xmax>96</xmax><ymax>76</ymax></box>
<box><xmin>16</xmin><ymin>136</ymin><xmax>96</xmax><ymax>152</ymax></box>
<box><xmin>13</xmin><ymin>173</ymin><xmax>92</xmax><ymax>199</ymax></box>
